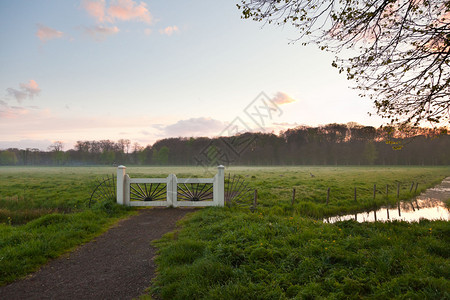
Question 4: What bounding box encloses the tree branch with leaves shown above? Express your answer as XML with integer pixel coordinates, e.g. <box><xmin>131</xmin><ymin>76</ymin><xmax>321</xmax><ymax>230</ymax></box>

<box><xmin>237</xmin><ymin>0</ymin><xmax>450</xmax><ymax>126</ymax></box>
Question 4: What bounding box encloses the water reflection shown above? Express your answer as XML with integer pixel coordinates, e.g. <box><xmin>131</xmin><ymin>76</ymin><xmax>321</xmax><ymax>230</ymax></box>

<box><xmin>326</xmin><ymin>178</ymin><xmax>450</xmax><ymax>223</ymax></box>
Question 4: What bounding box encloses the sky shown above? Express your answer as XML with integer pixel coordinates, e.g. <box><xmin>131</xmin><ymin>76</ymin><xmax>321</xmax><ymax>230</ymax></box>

<box><xmin>0</xmin><ymin>0</ymin><xmax>385</xmax><ymax>151</ymax></box>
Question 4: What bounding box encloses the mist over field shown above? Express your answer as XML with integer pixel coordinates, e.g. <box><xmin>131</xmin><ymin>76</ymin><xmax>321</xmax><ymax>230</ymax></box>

<box><xmin>1</xmin><ymin>124</ymin><xmax>449</xmax><ymax>166</ymax></box>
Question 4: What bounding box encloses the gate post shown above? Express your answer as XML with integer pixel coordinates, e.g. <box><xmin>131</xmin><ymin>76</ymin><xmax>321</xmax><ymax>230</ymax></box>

<box><xmin>124</xmin><ymin>174</ymin><xmax>130</xmax><ymax>206</ymax></box>
<box><xmin>214</xmin><ymin>165</ymin><xmax>225</xmax><ymax>207</ymax></box>
<box><xmin>167</xmin><ymin>174</ymin><xmax>177</xmax><ymax>207</ymax></box>
<box><xmin>117</xmin><ymin>165</ymin><xmax>126</xmax><ymax>205</ymax></box>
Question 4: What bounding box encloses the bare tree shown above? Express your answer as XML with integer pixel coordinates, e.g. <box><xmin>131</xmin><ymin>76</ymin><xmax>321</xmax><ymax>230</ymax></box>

<box><xmin>132</xmin><ymin>142</ymin><xmax>143</xmax><ymax>153</ymax></box>
<box><xmin>48</xmin><ymin>141</ymin><xmax>64</xmax><ymax>152</ymax></box>
<box><xmin>237</xmin><ymin>0</ymin><xmax>449</xmax><ymax>126</ymax></box>
<box><xmin>117</xmin><ymin>139</ymin><xmax>131</xmax><ymax>154</ymax></box>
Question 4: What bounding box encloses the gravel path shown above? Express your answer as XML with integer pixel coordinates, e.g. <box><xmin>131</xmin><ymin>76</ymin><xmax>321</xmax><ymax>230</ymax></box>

<box><xmin>0</xmin><ymin>208</ymin><xmax>196</xmax><ymax>300</ymax></box>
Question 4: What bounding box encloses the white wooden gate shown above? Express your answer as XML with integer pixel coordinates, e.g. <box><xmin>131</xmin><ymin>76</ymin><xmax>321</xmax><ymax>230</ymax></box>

<box><xmin>116</xmin><ymin>165</ymin><xmax>224</xmax><ymax>207</ymax></box>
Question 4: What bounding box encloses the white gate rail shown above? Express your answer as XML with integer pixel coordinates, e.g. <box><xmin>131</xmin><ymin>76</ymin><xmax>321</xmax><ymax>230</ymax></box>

<box><xmin>116</xmin><ymin>165</ymin><xmax>224</xmax><ymax>207</ymax></box>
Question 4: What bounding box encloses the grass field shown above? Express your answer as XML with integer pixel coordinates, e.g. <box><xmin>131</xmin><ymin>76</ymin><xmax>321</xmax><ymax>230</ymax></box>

<box><xmin>1</xmin><ymin>165</ymin><xmax>448</xmax><ymax>224</ymax></box>
<box><xmin>122</xmin><ymin>165</ymin><xmax>450</xmax><ymax>217</ymax></box>
<box><xmin>1</xmin><ymin>165</ymin><xmax>449</xmax><ymax>297</ymax></box>
<box><xmin>217</xmin><ymin>166</ymin><xmax>450</xmax><ymax>218</ymax></box>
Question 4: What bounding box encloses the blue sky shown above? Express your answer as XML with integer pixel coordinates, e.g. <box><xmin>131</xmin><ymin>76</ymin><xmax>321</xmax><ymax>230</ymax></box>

<box><xmin>0</xmin><ymin>0</ymin><xmax>384</xmax><ymax>150</ymax></box>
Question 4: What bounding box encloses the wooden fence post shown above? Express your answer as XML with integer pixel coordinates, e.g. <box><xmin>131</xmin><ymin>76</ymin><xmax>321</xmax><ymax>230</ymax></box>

<box><xmin>326</xmin><ymin>187</ymin><xmax>330</xmax><ymax>205</ymax></box>
<box><xmin>414</xmin><ymin>182</ymin><xmax>419</xmax><ymax>193</ymax></box>
<box><xmin>385</xmin><ymin>184</ymin><xmax>389</xmax><ymax>218</ymax></box>
<box><xmin>414</xmin><ymin>197</ymin><xmax>420</xmax><ymax>210</ymax></box>
<box><xmin>354</xmin><ymin>187</ymin><xmax>357</xmax><ymax>202</ymax></box>
<box><xmin>410</xmin><ymin>182</ymin><xmax>414</xmax><ymax>193</ymax></box>
<box><xmin>373</xmin><ymin>184</ymin><xmax>376</xmax><ymax>200</ymax></box>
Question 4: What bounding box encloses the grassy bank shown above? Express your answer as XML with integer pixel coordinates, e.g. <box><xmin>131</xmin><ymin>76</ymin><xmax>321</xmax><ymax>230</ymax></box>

<box><xmin>0</xmin><ymin>209</ymin><xmax>131</xmax><ymax>285</ymax></box>
<box><xmin>152</xmin><ymin>208</ymin><xmax>449</xmax><ymax>299</ymax></box>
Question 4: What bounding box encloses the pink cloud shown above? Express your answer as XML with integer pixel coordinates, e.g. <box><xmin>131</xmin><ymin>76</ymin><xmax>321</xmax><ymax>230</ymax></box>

<box><xmin>36</xmin><ymin>24</ymin><xmax>63</xmax><ymax>42</ymax></box>
<box><xmin>6</xmin><ymin>80</ymin><xmax>41</xmax><ymax>103</ymax></box>
<box><xmin>272</xmin><ymin>92</ymin><xmax>297</xmax><ymax>105</ymax></box>
<box><xmin>0</xmin><ymin>100</ymin><xmax>31</xmax><ymax>119</ymax></box>
<box><xmin>159</xmin><ymin>25</ymin><xmax>179</xmax><ymax>36</ymax></box>
<box><xmin>6</xmin><ymin>88</ymin><xmax>27</xmax><ymax>103</ymax></box>
<box><xmin>0</xmin><ymin>110</ymin><xmax>164</xmax><ymax>150</ymax></box>
<box><xmin>84</xmin><ymin>25</ymin><xmax>119</xmax><ymax>40</ymax></box>
<box><xmin>108</xmin><ymin>0</ymin><xmax>152</xmax><ymax>23</ymax></box>
<box><xmin>20</xmin><ymin>80</ymin><xmax>41</xmax><ymax>97</ymax></box>
<box><xmin>81</xmin><ymin>0</ymin><xmax>106</xmax><ymax>22</ymax></box>
<box><xmin>156</xmin><ymin>117</ymin><xmax>225</xmax><ymax>137</ymax></box>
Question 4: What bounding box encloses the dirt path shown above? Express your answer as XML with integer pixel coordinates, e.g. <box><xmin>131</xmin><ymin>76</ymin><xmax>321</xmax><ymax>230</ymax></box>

<box><xmin>0</xmin><ymin>208</ymin><xmax>196</xmax><ymax>300</ymax></box>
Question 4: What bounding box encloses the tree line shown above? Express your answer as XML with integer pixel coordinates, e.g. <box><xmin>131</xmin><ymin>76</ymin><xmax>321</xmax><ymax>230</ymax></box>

<box><xmin>0</xmin><ymin>124</ymin><xmax>449</xmax><ymax>166</ymax></box>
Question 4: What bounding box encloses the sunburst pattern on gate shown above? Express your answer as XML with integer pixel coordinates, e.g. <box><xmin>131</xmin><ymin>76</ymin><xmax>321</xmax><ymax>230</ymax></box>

<box><xmin>130</xmin><ymin>182</ymin><xmax>166</xmax><ymax>201</ymax></box>
<box><xmin>89</xmin><ymin>174</ymin><xmax>116</xmax><ymax>208</ymax></box>
<box><xmin>225</xmin><ymin>174</ymin><xmax>253</xmax><ymax>207</ymax></box>
<box><xmin>177</xmin><ymin>183</ymin><xmax>213</xmax><ymax>201</ymax></box>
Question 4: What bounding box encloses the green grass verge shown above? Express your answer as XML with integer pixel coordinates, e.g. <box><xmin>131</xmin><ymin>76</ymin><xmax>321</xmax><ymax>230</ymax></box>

<box><xmin>0</xmin><ymin>207</ymin><xmax>133</xmax><ymax>285</ymax></box>
<box><xmin>0</xmin><ymin>166</ymin><xmax>134</xmax><ymax>285</ymax></box>
<box><xmin>151</xmin><ymin>208</ymin><xmax>450</xmax><ymax>299</ymax></box>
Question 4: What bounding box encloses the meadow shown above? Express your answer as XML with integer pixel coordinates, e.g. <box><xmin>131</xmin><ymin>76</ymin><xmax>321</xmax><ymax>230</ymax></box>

<box><xmin>0</xmin><ymin>165</ymin><xmax>449</xmax><ymax>297</ymax></box>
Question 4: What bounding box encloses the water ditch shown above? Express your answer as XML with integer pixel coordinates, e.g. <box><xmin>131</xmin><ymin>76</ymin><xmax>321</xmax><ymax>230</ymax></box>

<box><xmin>325</xmin><ymin>177</ymin><xmax>450</xmax><ymax>223</ymax></box>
